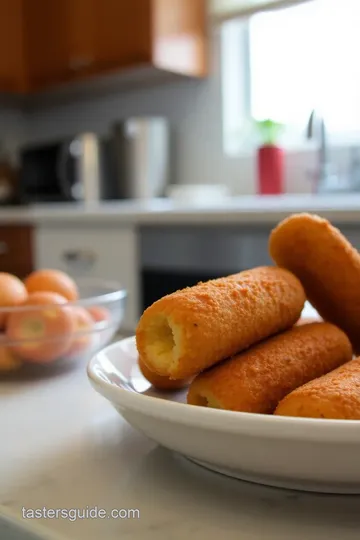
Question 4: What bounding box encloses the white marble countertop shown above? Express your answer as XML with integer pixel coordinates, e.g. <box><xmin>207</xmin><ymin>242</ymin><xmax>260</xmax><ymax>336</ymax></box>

<box><xmin>1</xmin><ymin>343</ymin><xmax>360</xmax><ymax>540</ymax></box>
<box><xmin>2</xmin><ymin>194</ymin><xmax>360</xmax><ymax>226</ymax></box>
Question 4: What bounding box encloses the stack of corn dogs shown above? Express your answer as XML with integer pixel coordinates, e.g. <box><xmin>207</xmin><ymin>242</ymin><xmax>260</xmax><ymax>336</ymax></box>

<box><xmin>136</xmin><ymin>213</ymin><xmax>360</xmax><ymax>420</ymax></box>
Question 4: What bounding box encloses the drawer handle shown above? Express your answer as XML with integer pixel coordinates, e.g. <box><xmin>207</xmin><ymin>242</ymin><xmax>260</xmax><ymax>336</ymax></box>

<box><xmin>62</xmin><ymin>250</ymin><xmax>96</xmax><ymax>266</ymax></box>
<box><xmin>69</xmin><ymin>56</ymin><xmax>94</xmax><ymax>71</ymax></box>
<box><xmin>0</xmin><ymin>241</ymin><xmax>8</xmax><ymax>255</ymax></box>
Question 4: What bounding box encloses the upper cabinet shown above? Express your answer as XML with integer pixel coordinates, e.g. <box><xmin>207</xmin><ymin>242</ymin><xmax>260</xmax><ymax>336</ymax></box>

<box><xmin>22</xmin><ymin>0</ymin><xmax>73</xmax><ymax>90</ymax></box>
<box><xmin>152</xmin><ymin>0</ymin><xmax>208</xmax><ymax>77</ymax></box>
<box><xmin>0</xmin><ymin>0</ymin><xmax>26</xmax><ymax>93</ymax></box>
<box><xmin>90</xmin><ymin>0</ymin><xmax>154</xmax><ymax>74</ymax></box>
<box><xmin>18</xmin><ymin>0</ymin><xmax>208</xmax><ymax>94</ymax></box>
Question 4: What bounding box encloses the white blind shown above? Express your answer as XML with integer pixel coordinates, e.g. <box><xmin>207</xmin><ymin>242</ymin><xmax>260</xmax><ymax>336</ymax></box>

<box><xmin>210</xmin><ymin>0</ymin><xmax>313</xmax><ymax>21</ymax></box>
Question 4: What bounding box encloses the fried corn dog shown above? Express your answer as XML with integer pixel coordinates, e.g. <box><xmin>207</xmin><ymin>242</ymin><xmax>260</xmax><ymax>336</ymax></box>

<box><xmin>136</xmin><ymin>266</ymin><xmax>305</xmax><ymax>379</ymax></box>
<box><xmin>138</xmin><ymin>356</ymin><xmax>191</xmax><ymax>391</ymax></box>
<box><xmin>269</xmin><ymin>213</ymin><xmax>360</xmax><ymax>352</ymax></box>
<box><xmin>275</xmin><ymin>358</ymin><xmax>360</xmax><ymax>419</ymax></box>
<box><xmin>187</xmin><ymin>323</ymin><xmax>352</xmax><ymax>413</ymax></box>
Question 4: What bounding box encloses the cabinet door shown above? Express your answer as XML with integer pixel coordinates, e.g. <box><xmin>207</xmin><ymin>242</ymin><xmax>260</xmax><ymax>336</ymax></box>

<box><xmin>153</xmin><ymin>0</ymin><xmax>208</xmax><ymax>76</ymax></box>
<box><xmin>0</xmin><ymin>225</ymin><xmax>33</xmax><ymax>277</ymax></box>
<box><xmin>34</xmin><ymin>225</ymin><xmax>139</xmax><ymax>331</ymax></box>
<box><xmin>23</xmin><ymin>0</ymin><xmax>95</xmax><ymax>90</ymax></box>
<box><xmin>90</xmin><ymin>0</ymin><xmax>152</xmax><ymax>74</ymax></box>
<box><xmin>66</xmin><ymin>0</ymin><xmax>96</xmax><ymax>76</ymax></box>
<box><xmin>23</xmin><ymin>0</ymin><xmax>152</xmax><ymax>89</ymax></box>
<box><xmin>0</xmin><ymin>0</ymin><xmax>26</xmax><ymax>92</ymax></box>
<box><xmin>23</xmin><ymin>0</ymin><xmax>71</xmax><ymax>90</ymax></box>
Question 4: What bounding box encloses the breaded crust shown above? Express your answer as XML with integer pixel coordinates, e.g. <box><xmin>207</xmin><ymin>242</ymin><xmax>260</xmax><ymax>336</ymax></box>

<box><xmin>136</xmin><ymin>266</ymin><xmax>305</xmax><ymax>379</ymax></box>
<box><xmin>275</xmin><ymin>357</ymin><xmax>360</xmax><ymax>419</ymax></box>
<box><xmin>187</xmin><ymin>323</ymin><xmax>352</xmax><ymax>413</ymax></box>
<box><xmin>269</xmin><ymin>213</ymin><xmax>360</xmax><ymax>352</ymax></box>
<box><xmin>138</xmin><ymin>355</ymin><xmax>191</xmax><ymax>391</ymax></box>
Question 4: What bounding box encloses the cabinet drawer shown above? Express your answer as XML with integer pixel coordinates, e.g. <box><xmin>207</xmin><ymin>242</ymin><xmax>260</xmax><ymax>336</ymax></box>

<box><xmin>34</xmin><ymin>225</ymin><xmax>139</xmax><ymax>331</ymax></box>
<box><xmin>0</xmin><ymin>225</ymin><xmax>33</xmax><ymax>278</ymax></box>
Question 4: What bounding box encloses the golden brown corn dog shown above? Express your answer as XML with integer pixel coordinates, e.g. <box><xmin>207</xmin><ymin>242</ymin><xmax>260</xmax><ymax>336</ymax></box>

<box><xmin>275</xmin><ymin>357</ymin><xmax>360</xmax><ymax>419</ymax></box>
<box><xmin>138</xmin><ymin>356</ymin><xmax>191</xmax><ymax>391</ymax></box>
<box><xmin>269</xmin><ymin>213</ymin><xmax>360</xmax><ymax>353</ymax></box>
<box><xmin>187</xmin><ymin>322</ymin><xmax>352</xmax><ymax>413</ymax></box>
<box><xmin>136</xmin><ymin>266</ymin><xmax>305</xmax><ymax>379</ymax></box>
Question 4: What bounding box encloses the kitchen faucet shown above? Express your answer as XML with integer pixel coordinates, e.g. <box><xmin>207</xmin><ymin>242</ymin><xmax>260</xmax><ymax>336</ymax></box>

<box><xmin>306</xmin><ymin>109</ymin><xmax>339</xmax><ymax>193</ymax></box>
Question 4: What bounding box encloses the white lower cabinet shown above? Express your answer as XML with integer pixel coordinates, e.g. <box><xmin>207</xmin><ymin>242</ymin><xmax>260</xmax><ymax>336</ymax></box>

<box><xmin>34</xmin><ymin>224</ymin><xmax>139</xmax><ymax>331</ymax></box>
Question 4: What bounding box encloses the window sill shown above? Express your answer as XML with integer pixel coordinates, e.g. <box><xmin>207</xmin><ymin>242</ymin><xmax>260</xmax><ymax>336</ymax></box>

<box><xmin>224</xmin><ymin>142</ymin><xmax>315</xmax><ymax>158</ymax></box>
<box><xmin>224</xmin><ymin>138</ymin><xmax>360</xmax><ymax>158</ymax></box>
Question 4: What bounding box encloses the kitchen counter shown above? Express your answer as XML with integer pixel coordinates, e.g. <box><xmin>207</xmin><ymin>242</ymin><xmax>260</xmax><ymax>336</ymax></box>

<box><xmin>2</xmin><ymin>194</ymin><xmax>360</xmax><ymax>225</ymax></box>
<box><xmin>1</xmin><ymin>349</ymin><xmax>360</xmax><ymax>540</ymax></box>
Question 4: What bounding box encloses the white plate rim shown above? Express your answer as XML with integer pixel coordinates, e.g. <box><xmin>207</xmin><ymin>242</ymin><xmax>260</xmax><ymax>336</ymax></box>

<box><xmin>87</xmin><ymin>336</ymin><xmax>360</xmax><ymax>443</ymax></box>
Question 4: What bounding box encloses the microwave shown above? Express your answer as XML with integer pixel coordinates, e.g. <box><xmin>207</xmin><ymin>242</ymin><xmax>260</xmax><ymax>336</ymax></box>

<box><xmin>19</xmin><ymin>133</ymin><xmax>116</xmax><ymax>204</ymax></box>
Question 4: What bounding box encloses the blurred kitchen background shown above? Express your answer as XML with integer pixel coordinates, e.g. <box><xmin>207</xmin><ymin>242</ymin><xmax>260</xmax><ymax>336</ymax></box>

<box><xmin>0</xmin><ymin>0</ymin><xmax>359</xmax><ymax>334</ymax></box>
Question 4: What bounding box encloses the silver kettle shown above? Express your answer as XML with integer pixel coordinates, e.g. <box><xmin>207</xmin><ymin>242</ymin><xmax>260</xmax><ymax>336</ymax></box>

<box><xmin>111</xmin><ymin>117</ymin><xmax>169</xmax><ymax>200</ymax></box>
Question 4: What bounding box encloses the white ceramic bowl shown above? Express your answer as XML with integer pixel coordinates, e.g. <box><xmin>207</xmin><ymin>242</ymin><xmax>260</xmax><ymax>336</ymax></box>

<box><xmin>88</xmin><ymin>336</ymin><xmax>360</xmax><ymax>494</ymax></box>
<box><xmin>166</xmin><ymin>184</ymin><xmax>230</xmax><ymax>205</ymax></box>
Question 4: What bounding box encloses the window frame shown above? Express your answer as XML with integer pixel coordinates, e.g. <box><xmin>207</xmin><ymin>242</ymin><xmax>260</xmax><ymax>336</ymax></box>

<box><xmin>221</xmin><ymin>7</ymin><xmax>360</xmax><ymax>157</ymax></box>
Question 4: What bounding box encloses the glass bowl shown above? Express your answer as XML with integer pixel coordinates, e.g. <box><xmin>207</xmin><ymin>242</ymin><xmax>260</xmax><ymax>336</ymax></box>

<box><xmin>0</xmin><ymin>278</ymin><xmax>127</xmax><ymax>378</ymax></box>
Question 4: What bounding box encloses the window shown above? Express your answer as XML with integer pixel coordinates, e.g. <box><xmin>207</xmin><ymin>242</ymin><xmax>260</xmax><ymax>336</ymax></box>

<box><xmin>222</xmin><ymin>0</ymin><xmax>360</xmax><ymax>155</ymax></box>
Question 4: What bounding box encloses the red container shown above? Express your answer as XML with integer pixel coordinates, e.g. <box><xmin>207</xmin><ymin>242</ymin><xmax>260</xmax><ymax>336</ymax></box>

<box><xmin>257</xmin><ymin>145</ymin><xmax>284</xmax><ymax>195</ymax></box>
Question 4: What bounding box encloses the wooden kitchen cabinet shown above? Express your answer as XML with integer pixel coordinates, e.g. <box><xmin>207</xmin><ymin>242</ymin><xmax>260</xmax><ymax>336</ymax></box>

<box><xmin>22</xmin><ymin>0</ymin><xmax>83</xmax><ymax>90</ymax></box>
<box><xmin>0</xmin><ymin>0</ymin><xmax>26</xmax><ymax>93</ymax></box>
<box><xmin>22</xmin><ymin>0</ymin><xmax>208</xmax><ymax>92</ymax></box>
<box><xmin>0</xmin><ymin>225</ymin><xmax>33</xmax><ymax>278</ymax></box>
<box><xmin>89</xmin><ymin>0</ymin><xmax>208</xmax><ymax>78</ymax></box>
<box><xmin>89</xmin><ymin>0</ymin><xmax>153</xmax><ymax>74</ymax></box>
<box><xmin>34</xmin><ymin>224</ymin><xmax>139</xmax><ymax>331</ymax></box>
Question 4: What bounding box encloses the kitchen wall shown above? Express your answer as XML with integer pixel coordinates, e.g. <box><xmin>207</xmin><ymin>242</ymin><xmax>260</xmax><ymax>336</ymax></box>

<box><xmin>0</xmin><ymin>105</ymin><xmax>26</xmax><ymax>164</ymax></box>
<box><xmin>0</xmin><ymin>29</ymin><xmax>349</xmax><ymax>195</ymax></box>
<box><xmin>22</xmin><ymin>27</ymin><xmax>236</xmax><ymax>191</ymax></box>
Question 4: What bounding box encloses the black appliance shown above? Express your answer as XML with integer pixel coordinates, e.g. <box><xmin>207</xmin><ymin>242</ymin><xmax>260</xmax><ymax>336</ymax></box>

<box><xmin>19</xmin><ymin>135</ymin><xmax>116</xmax><ymax>204</ymax></box>
<box><xmin>139</xmin><ymin>226</ymin><xmax>273</xmax><ymax>312</ymax></box>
